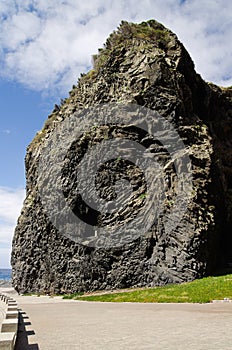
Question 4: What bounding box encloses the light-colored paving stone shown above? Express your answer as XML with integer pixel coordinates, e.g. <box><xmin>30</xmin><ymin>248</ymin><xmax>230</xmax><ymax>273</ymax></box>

<box><xmin>0</xmin><ymin>299</ymin><xmax>7</xmax><ymax>329</ymax></box>
<box><xmin>1</xmin><ymin>288</ymin><xmax>232</xmax><ymax>350</ymax></box>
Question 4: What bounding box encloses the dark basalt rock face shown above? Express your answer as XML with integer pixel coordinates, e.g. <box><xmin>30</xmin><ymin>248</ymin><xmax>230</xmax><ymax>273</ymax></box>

<box><xmin>11</xmin><ymin>20</ymin><xmax>232</xmax><ymax>294</ymax></box>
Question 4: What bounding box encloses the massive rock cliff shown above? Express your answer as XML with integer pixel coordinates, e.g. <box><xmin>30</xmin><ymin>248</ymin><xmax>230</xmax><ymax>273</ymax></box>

<box><xmin>11</xmin><ymin>20</ymin><xmax>232</xmax><ymax>294</ymax></box>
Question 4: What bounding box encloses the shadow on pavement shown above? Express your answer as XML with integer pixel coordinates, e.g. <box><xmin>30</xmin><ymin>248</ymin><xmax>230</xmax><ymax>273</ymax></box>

<box><xmin>15</xmin><ymin>310</ymin><xmax>40</xmax><ymax>350</ymax></box>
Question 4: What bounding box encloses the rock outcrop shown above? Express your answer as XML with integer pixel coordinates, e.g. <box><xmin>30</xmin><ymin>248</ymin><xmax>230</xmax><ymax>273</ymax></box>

<box><xmin>11</xmin><ymin>20</ymin><xmax>232</xmax><ymax>294</ymax></box>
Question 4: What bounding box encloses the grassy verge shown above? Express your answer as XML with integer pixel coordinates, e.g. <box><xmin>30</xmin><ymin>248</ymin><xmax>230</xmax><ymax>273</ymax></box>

<box><xmin>63</xmin><ymin>274</ymin><xmax>232</xmax><ymax>303</ymax></box>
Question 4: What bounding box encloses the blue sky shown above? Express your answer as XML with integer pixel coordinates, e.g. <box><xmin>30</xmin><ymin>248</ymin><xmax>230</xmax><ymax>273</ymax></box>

<box><xmin>0</xmin><ymin>0</ymin><xmax>232</xmax><ymax>268</ymax></box>
<box><xmin>0</xmin><ymin>81</ymin><xmax>56</xmax><ymax>187</ymax></box>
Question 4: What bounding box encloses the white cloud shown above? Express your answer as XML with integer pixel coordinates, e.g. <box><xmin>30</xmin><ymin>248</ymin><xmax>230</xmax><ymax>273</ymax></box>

<box><xmin>1</xmin><ymin>130</ymin><xmax>11</xmax><ymax>134</ymax></box>
<box><xmin>0</xmin><ymin>187</ymin><xmax>25</xmax><ymax>223</ymax></box>
<box><xmin>1</xmin><ymin>11</ymin><xmax>41</xmax><ymax>50</ymax></box>
<box><xmin>0</xmin><ymin>187</ymin><xmax>25</xmax><ymax>268</ymax></box>
<box><xmin>0</xmin><ymin>248</ymin><xmax>12</xmax><ymax>269</ymax></box>
<box><xmin>0</xmin><ymin>0</ymin><xmax>232</xmax><ymax>93</ymax></box>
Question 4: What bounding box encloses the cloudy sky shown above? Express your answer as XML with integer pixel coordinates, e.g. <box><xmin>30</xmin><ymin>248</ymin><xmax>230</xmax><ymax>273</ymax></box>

<box><xmin>0</xmin><ymin>0</ymin><xmax>231</xmax><ymax>268</ymax></box>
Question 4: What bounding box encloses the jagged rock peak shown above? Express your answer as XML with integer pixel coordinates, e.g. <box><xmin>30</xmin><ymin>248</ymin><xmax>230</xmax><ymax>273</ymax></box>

<box><xmin>30</xmin><ymin>19</ymin><xmax>194</xmax><ymax>150</ymax></box>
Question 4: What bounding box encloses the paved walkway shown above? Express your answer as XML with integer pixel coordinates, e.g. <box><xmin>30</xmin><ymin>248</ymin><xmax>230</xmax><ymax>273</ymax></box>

<box><xmin>1</xmin><ymin>288</ymin><xmax>232</xmax><ymax>350</ymax></box>
<box><xmin>0</xmin><ymin>299</ymin><xmax>7</xmax><ymax>328</ymax></box>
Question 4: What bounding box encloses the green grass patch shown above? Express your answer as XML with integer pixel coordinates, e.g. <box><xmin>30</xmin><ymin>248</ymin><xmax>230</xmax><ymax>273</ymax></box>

<box><xmin>63</xmin><ymin>292</ymin><xmax>84</xmax><ymax>299</ymax></box>
<box><xmin>63</xmin><ymin>274</ymin><xmax>232</xmax><ymax>303</ymax></box>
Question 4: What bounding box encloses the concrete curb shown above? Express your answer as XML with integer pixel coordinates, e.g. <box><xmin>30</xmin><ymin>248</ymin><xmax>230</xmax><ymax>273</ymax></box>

<box><xmin>0</xmin><ymin>294</ymin><xmax>18</xmax><ymax>350</ymax></box>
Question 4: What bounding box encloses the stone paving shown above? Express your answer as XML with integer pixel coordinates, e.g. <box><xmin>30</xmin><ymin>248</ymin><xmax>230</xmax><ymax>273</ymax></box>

<box><xmin>1</xmin><ymin>288</ymin><xmax>232</xmax><ymax>350</ymax></box>
<box><xmin>0</xmin><ymin>299</ymin><xmax>6</xmax><ymax>327</ymax></box>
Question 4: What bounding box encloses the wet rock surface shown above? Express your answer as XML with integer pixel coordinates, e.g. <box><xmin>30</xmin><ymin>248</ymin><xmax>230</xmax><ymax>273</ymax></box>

<box><xmin>11</xmin><ymin>20</ymin><xmax>232</xmax><ymax>294</ymax></box>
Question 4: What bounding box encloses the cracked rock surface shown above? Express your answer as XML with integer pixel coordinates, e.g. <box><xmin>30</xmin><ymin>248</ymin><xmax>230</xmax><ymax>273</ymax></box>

<box><xmin>11</xmin><ymin>20</ymin><xmax>232</xmax><ymax>294</ymax></box>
